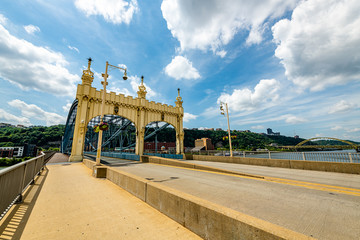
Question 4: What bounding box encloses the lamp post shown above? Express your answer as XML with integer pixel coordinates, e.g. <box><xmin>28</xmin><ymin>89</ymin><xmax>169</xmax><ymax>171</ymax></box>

<box><xmin>220</xmin><ymin>102</ymin><xmax>233</xmax><ymax>157</ymax></box>
<box><xmin>96</xmin><ymin>61</ymin><xmax>127</xmax><ymax>165</ymax></box>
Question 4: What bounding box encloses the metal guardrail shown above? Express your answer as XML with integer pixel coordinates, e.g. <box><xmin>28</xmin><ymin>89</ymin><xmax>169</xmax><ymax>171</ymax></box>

<box><xmin>144</xmin><ymin>152</ymin><xmax>184</xmax><ymax>160</ymax></box>
<box><xmin>0</xmin><ymin>152</ymin><xmax>54</xmax><ymax>221</ymax></box>
<box><xmin>190</xmin><ymin>150</ymin><xmax>360</xmax><ymax>163</ymax></box>
<box><xmin>84</xmin><ymin>151</ymin><xmax>140</xmax><ymax>161</ymax></box>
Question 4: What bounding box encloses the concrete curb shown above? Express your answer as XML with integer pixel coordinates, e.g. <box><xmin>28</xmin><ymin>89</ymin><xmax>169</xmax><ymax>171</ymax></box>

<box><xmin>82</xmin><ymin>158</ymin><xmax>314</xmax><ymax>240</ymax></box>
<box><xmin>190</xmin><ymin>155</ymin><xmax>360</xmax><ymax>174</ymax></box>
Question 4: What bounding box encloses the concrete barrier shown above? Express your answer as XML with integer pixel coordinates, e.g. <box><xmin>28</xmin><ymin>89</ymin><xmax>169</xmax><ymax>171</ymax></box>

<box><xmin>192</xmin><ymin>155</ymin><xmax>360</xmax><ymax>174</ymax></box>
<box><xmin>147</xmin><ymin>156</ymin><xmax>264</xmax><ymax>179</ymax></box>
<box><xmin>106</xmin><ymin>168</ymin><xmax>148</xmax><ymax>201</ymax></box>
<box><xmin>82</xmin><ymin>159</ymin><xmax>313</xmax><ymax>239</ymax></box>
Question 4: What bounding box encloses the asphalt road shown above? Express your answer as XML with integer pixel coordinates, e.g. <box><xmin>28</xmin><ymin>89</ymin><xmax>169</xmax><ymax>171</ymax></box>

<box><xmin>85</xmin><ymin>155</ymin><xmax>360</xmax><ymax>240</ymax></box>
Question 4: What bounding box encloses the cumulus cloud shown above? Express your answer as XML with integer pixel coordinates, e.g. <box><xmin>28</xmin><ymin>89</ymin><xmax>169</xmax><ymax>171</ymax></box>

<box><xmin>184</xmin><ymin>112</ymin><xmax>197</xmax><ymax>123</ymax></box>
<box><xmin>161</xmin><ymin>0</ymin><xmax>297</xmax><ymax>52</ymax></box>
<box><xmin>0</xmin><ymin>24</ymin><xmax>79</xmax><ymax>96</ymax></box>
<box><xmin>0</xmin><ymin>109</ymin><xmax>31</xmax><ymax>126</ymax></box>
<box><xmin>165</xmin><ymin>56</ymin><xmax>200</xmax><ymax>80</ymax></box>
<box><xmin>328</xmin><ymin>100</ymin><xmax>357</xmax><ymax>114</ymax></box>
<box><xmin>217</xmin><ymin>79</ymin><xmax>280</xmax><ymax>112</ymax></box>
<box><xmin>24</xmin><ymin>24</ymin><xmax>40</xmax><ymax>35</ymax></box>
<box><xmin>75</xmin><ymin>0</ymin><xmax>138</xmax><ymax>24</ymax></box>
<box><xmin>272</xmin><ymin>0</ymin><xmax>360</xmax><ymax>91</ymax></box>
<box><xmin>8</xmin><ymin>99</ymin><xmax>66</xmax><ymax>126</ymax></box>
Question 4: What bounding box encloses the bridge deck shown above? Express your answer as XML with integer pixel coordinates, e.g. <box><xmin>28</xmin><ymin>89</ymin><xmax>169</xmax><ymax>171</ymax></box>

<box><xmin>0</xmin><ymin>158</ymin><xmax>201</xmax><ymax>239</ymax></box>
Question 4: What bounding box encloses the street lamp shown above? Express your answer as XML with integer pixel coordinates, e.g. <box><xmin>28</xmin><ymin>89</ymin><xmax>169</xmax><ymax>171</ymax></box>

<box><xmin>220</xmin><ymin>102</ymin><xmax>233</xmax><ymax>157</ymax></box>
<box><xmin>96</xmin><ymin>61</ymin><xmax>127</xmax><ymax>165</ymax></box>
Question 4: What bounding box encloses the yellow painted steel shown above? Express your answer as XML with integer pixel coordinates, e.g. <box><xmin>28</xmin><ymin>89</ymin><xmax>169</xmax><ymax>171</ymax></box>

<box><xmin>69</xmin><ymin>59</ymin><xmax>184</xmax><ymax>161</ymax></box>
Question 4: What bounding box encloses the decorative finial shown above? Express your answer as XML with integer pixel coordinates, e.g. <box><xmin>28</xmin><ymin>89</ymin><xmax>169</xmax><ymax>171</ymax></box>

<box><xmin>81</xmin><ymin>58</ymin><xmax>94</xmax><ymax>85</ymax></box>
<box><xmin>87</xmin><ymin>58</ymin><xmax>92</xmax><ymax>70</ymax></box>
<box><xmin>175</xmin><ymin>87</ymin><xmax>183</xmax><ymax>107</ymax></box>
<box><xmin>137</xmin><ymin>75</ymin><xmax>147</xmax><ymax>99</ymax></box>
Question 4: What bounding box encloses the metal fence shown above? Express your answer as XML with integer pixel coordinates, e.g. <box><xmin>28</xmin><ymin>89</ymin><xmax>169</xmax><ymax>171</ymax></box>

<box><xmin>0</xmin><ymin>152</ymin><xmax>53</xmax><ymax>221</ymax></box>
<box><xmin>191</xmin><ymin>150</ymin><xmax>360</xmax><ymax>163</ymax></box>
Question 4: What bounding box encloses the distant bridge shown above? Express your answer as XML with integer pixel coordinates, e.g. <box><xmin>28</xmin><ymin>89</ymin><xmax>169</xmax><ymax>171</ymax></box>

<box><xmin>282</xmin><ymin>137</ymin><xmax>360</xmax><ymax>152</ymax></box>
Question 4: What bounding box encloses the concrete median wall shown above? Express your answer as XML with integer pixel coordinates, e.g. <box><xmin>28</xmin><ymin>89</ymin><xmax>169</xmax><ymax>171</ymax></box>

<box><xmin>192</xmin><ymin>155</ymin><xmax>360</xmax><ymax>174</ymax></box>
<box><xmin>82</xmin><ymin>158</ymin><xmax>313</xmax><ymax>239</ymax></box>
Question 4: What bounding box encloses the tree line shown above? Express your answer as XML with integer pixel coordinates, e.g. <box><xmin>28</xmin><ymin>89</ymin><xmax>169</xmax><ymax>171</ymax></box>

<box><xmin>1</xmin><ymin>124</ymin><xmax>357</xmax><ymax>151</ymax></box>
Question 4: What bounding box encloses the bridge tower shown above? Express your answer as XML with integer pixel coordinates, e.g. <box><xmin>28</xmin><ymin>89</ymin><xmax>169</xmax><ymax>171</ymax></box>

<box><xmin>69</xmin><ymin>59</ymin><xmax>184</xmax><ymax>162</ymax></box>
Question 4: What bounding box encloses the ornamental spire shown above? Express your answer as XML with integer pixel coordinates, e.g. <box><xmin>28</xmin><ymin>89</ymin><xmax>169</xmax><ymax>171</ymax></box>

<box><xmin>81</xmin><ymin>58</ymin><xmax>94</xmax><ymax>86</ymax></box>
<box><xmin>137</xmin><ymin>75</ymin><xmax>147</xmax><ymax>99</ymax></box>
<box><xmin>175</xmin><ymin>88</ymin><xmax>183</xmax><ymax>107</ymax></box>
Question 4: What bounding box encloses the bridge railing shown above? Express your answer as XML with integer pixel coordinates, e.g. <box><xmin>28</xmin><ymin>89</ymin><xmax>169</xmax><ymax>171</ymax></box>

<box><xmin>190</xmin><ymin>150</ymin><xmax>360</xmax><ymax>163</ymax></box>
<box><xmin>0</xmin><ymin>152</ymin><xmax>52</xmax><ymax>221</ymax></box>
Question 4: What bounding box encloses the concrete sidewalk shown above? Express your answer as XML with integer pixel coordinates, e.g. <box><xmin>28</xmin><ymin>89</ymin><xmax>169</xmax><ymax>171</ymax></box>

<box><xmin>1</xmin><ymin>162</ymin><xmax>201</xmax><ymax>240</ymax></box>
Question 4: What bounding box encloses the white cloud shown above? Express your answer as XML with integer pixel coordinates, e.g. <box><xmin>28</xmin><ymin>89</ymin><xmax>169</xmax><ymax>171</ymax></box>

<box><xmin>165</xmin><ymin>56</ymin><xmax>200</xmax><ymax>80</ymax></box>
<box><xmin>347</xmin><ymin>128</ymin><xmax>360</xmax><ymax>133</ymax></box>
<box><xmin>0</xmin><ymin>14</ymin><xmax>7</xmax><ymax>25</ymax></box>
<box><xmin>161</xmin><ymin>0</ymin><xmax>298</xmax><ymax>52</ymax></box>
<box><xmin>24</xmin><ymin>24</ymin><xmax>40</xmax><ymax>35</ymax></box>
<box><xmin>251</xmin><ymin>125</ymin><xmax>265</xmax><ymax>130</ymax></box>
<box><xmin>8</xmin><ymin>99</ymin><xmax>66</xmax><ymax>126</ymax></box>
<box><xmin>282</xmin><ymin>114</ymin><xmax>307</xmax><ymax>124</ymax></box>
<box><xmin>62</xmin><ymin>102</ymin><xmax>73</xmax><ymax>112</ymax></box>
<box><xmin>331</xmin><ymin>126</ymin><xmax>343</xmax><ymax>131</ymax></box>
<box><xmin>184</xmin><ymin>112</ymin><xmax>197</xmax><ymax>123</ymax></box>
<box><xmin>75</xmin><ymin>0</ymin><xmax>138</xmax><ymax>25</ymax></box>
<box><xmin>329</xmin><ymin>100</ymin><xmax>357</xmax><ymax>114</ymax></box>
<box><xmin>108</xmin><ymin>75</ymin><xmax>157</xmax><ymax>99</ymax></box>
<box><xmin>217</xmin><ymin>79</ymin><xmax>280</xmax><ymax>112</ymax></box>
<box><xmin>216</xmin><ymin>50</ymin><xmax>227</xmax><ymax>58</ymax></box>
<box><xmin>272</xmin><ymin>0</ymin><xmax>360</xmax><ymax>91</ymax></box>
<box><xmin>0</xmin><ymin>109</ymin><xmax>31</xmax><ymax>126</ymax></box>
<box><xmin>0</xmin><ymin>24</ymin><xmax>79</xmax><ymax>96</ymax></box>
<box><xmin>68</xmin><ymin>45</ymin><xmax>79</xmax><ymax>53</ymax></box>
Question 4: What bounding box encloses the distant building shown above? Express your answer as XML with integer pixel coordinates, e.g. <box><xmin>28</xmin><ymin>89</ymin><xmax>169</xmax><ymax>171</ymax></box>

<box><xmin>0</xmin><ymin>146</ymin><xmax>24</xmax><ymax>158</ymax></box>
<box><xmin>267</xmin><ymin>128</ymin><xmax>280</xmax><ymax>136</ymax></box>
<box><xmin>0</xmin><ymin>144</ymin><xmax>37</xmax><ymax>158</ymax></box>
<box><xmin>216</xmin><ymin>128</ymin><xmax>223</xmax><ymax>131</ymax></box>
<box><xmin>192</xmin><ymin>138</ymin><xmax>214</xmax><ymax>152</ymax></box>
<box><xmin>294</xmin><ymin>135</ymin><xmax>299</xmax><ymax>139</ymax></box>
<box><xmin>144</xmin><ymin>142</ymin><xmax>176</xmax><ymax>153</ymax></box>
<box><xmin>0</xmin><ymin>123</ymin><xmax>14</xmax><ymax>128</ymax></box>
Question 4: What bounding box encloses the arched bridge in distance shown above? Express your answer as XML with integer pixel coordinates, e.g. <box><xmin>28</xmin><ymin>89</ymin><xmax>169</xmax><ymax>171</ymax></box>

<box><xmin>283</xmin><ymin>137</ymin><xmax>360</xmax><ymax>152</ymax></box>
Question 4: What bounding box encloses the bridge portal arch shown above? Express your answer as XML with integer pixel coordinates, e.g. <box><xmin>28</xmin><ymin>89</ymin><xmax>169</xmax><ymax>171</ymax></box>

<box><xmin>69</xmin><ymin>60</ymin><xmax>184</xmax><ymax>161</ymax></box>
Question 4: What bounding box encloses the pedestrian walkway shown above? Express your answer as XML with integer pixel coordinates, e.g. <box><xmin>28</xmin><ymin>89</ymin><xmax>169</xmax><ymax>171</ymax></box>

<box><xmin>0</xmin><ymin>162</ymin><xmax>201</xmax><ymax>240</ymax></box>
<box><xmin>46</xmin><ymin>152</ymin><xmax>69</xmax><ymax>163</ymax></box>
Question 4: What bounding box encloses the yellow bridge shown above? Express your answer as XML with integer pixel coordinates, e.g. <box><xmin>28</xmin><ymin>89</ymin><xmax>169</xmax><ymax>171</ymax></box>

<box><xmin>282</xmin><ymin>137</ymin><xmax>360</xmax><ymax>152</ymax></box>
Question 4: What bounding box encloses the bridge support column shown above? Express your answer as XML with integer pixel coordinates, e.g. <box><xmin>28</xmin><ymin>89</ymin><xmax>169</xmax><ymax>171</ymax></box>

<box><xmin>70</xmin><ymin>96</ymin><xmax>89</xmax><ymax>162</ymax></box>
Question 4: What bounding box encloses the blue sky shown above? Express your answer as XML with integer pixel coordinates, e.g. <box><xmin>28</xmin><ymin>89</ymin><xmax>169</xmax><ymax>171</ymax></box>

<box><xmin>0</xmin><ymin>0</ymin><xmax>359</xmax><ymax>141</ymax></box>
